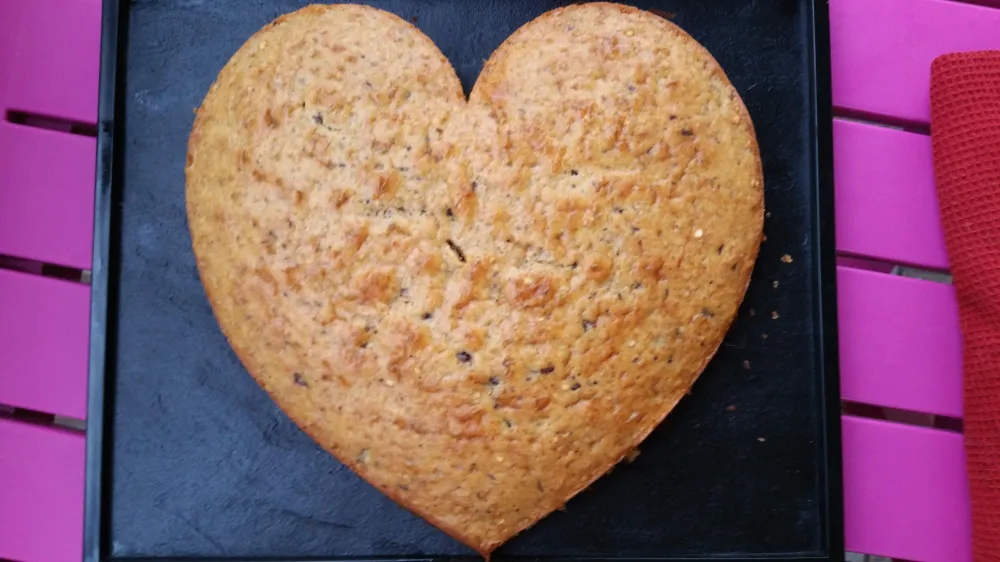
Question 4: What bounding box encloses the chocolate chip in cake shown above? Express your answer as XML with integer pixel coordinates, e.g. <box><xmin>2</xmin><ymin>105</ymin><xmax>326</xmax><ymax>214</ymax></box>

<box><xmin>446</xmin><ymin>239</ymin><xmax>466</xmax><ymax>262</ymax></box>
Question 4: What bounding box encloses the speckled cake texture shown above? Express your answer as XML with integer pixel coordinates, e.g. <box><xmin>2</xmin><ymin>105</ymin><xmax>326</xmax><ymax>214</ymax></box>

<box><xmin>186</xmin><ymin>2</ymin><xmax>763</xmax><ymax>554</ymax></box>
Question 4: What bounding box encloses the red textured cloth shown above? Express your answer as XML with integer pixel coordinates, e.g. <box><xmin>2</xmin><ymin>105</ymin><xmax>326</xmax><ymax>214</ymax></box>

<box><xmin>931</xmin><ymin>51</ymin><xmax>1000</xmax><ymax>562</ymax></box>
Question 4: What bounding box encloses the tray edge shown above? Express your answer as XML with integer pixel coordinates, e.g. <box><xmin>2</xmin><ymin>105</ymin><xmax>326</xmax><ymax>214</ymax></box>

<box><xmin>83</xmin><ymin>1</ymin><xmax>844</xmax><ymax>560</ymax></box>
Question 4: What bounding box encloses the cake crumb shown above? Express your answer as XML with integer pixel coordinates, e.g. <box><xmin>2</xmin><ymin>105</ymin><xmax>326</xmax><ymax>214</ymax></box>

<box><xmin>624</xmin><ymin>448</ymin><xmax>641</xmax><ymax>463</ymax></box>
<box><xmin>772</xmin><ymin>280</ymin><xmax>779</xmax><ymax>288</ymax></box>
<box><xmin>757</xmin><ymin>437</ymin><xmax>766</xmax><ymax>442</ymax></box>
<box><xmin>781</xmin><ymin>254</ymin><xmax>793</xmax><ymax>263</ymax></box>
<box><xmin>771</xmin><ymin>311</ymin><xmax>779</xmax><ymax>320</ymax></box>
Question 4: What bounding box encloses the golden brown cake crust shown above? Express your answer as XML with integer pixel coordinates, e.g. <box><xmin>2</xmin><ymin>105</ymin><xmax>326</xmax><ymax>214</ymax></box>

<box><xmin>186</xmin><ymin>2</ymin><xmax>763</xmax><ymax>554</ymax></box>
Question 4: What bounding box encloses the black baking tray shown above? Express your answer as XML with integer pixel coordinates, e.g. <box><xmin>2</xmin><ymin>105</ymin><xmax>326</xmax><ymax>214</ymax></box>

<box><xmin>84</xmin><ymin>1</ymin><xmax>842</xmax><ymax>560</ymax></box>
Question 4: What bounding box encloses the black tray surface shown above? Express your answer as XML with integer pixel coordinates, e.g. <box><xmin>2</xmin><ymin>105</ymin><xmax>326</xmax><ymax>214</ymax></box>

<box><xmin>92</xmin><ymin>0</ymin><xmax>839</xmax><ymax>560</ymax></box>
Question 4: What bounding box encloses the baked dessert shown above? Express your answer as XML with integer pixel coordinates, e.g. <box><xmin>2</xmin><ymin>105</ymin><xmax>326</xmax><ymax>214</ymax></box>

<box><xmin>186</xmin><ymin>2</ymin><xmax>763</xmax><ymax>554</ymax></box>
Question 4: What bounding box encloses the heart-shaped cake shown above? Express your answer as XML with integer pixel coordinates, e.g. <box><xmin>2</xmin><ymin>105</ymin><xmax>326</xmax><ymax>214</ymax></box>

<box><xmin>186</xmin><ymin>2</ymin><xmax>762</xmax><ymax>554</ymax></box>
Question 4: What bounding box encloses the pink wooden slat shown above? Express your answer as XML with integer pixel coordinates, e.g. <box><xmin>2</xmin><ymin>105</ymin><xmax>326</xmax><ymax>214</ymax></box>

<box><xmin>831</xmin><ymin>0</ymin><xmax>1000</xmax><ymax>124</ymax></box>
<box><xmin>0</xmin><ymin>122</ymin><xmax>96</xmax><ymax>269</ymax></box>
<box><xmin>0</xmin><ymin>269</ymin><xmax>90</xmax><ymax>419</ymax></box>
<box><xmin>834</xmin><ymin>119</ymin><xmax>949</xmax><ymax>270</ymax></box>
<box><xmin>0</xmin><ymin>0</ymin><xmax>102</xmax><ymax>123</ymax></box>
<box><xmin>838</xmin><ymin>266</ymin><xmax>963</xmax><ymax>418</ymax></box>
<box><xmin>0</xmin><ymin>418</ymin><xmax>84</xmax><ymax>562</ymax></box>
<box><xmin>843</xmin><ymin>416</ymin><xmax>971</xmax><ymax>562</ymax></box>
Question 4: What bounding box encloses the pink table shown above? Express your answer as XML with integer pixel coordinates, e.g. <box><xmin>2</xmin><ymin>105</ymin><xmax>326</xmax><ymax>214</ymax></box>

<box><xmin>1</xmin><ymin>0</ymin><xmax>996</xmax><ymax>560</ymax></box>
